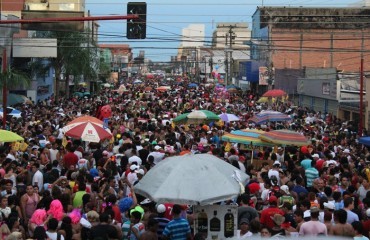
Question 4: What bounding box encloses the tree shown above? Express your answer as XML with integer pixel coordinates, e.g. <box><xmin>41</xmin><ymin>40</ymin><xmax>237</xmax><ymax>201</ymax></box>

<box><xmin>38</xmin><ymin>29</ymin><xmax>100</xmax><ymax>99</ymax></box>
<box><xmin>0</xmin><ymin>67</ymin><xmax>31</xmax><ymax>129</ymax></box>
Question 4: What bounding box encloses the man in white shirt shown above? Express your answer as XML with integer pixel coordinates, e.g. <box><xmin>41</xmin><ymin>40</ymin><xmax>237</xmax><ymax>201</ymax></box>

<box><xmin>32</xmin><ymin>163</ymin><xmax>44</xmax><ymax>192</ymax></box>
<box><xmin>46</xmin><ymin>218</ymin><xmax>65</xmax><ymax>240</ymax></box>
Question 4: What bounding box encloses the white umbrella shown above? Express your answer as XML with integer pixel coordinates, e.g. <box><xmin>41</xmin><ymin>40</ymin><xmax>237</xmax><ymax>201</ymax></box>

<box><xmin>134</xmin><ymin>154</ymin><xmax>249</xmax><ymax>205</ymax></box>
<box><xmin>218</xmin><ymin>113</ymin><xmax>240</xmax><ymax>122</ymax></box>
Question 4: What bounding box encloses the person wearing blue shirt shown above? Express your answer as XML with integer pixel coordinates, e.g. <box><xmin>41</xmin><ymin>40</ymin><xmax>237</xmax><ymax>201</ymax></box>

<box><xmin>162</xmin><ymin>204</ymin><xmax>191</xmax><ymax>240</ymax></box>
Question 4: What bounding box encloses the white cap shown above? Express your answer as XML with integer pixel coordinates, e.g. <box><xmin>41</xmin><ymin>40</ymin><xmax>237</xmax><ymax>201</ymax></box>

<box><xmin>312</xmin><ymin>154</ymin><xmax>319</xmax><ymax>158</ymax></box>
<box><xmin>273</xmin><ymin>161</ymin><xmax>281</xmax><ymax>166</ymax></box>
<box><xmin>156</xmin><ymin>204</ymin><xmax>166</xmax><ymax>213</ymax></box>
<box><xmin>135</xmin><ymin>169</ymin><xmax>145</xmax><ymax>175</ymax></box>
<box><xmin>323</xmin><ymin>202</ymin><xmax>335</xmax><ymax>210</ymax></box>
<box><xmin>366</xmin><ymin>208</ymin><xmax>370</xmax><ymax>217</ymax></box>
<box><xmin>280</xmin><ymin>185</ymin><xmax>290</xmax><ymax>194</ymax></box>
<box><xmin>130</xmin><ymin>165</ymin><xmax>138</xmax><ymax>171</ymax></box>
<box><xmin>154</xmin><ymin>145</ymin><xmax>162</xmax><ymax>150</ymax></box>
<box><xmin>343</xmin><ymin>149</ymin><xmax>350</xmax><ymax>154</ymax></box>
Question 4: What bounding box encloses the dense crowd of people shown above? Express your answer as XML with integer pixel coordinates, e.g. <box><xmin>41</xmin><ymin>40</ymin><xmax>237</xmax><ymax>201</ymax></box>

<box><xmin>0</xmin><ymin>80</ymin><xmax>369</xmax><ymax>240</ymax></box>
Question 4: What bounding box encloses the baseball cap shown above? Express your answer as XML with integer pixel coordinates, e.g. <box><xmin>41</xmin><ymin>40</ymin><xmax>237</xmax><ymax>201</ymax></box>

<box><xmin>280</xmin><ymin>185</ymin><xmax>290</xmax><ymax>195</ymax></box>
<box><xmin>135</xmin><ymin>169</ymin><xmax>145</xmax><ymax>175</ymax></box>
<box><xmin>366</xmin><ymin>208</ymin><xmax>370</xmax><ymax>217</ymax></box>
<box><xmin>269</xmin><ymin>196</ymin><xmax>278</xmax><ymax>204</ymax></box>
<box><xmin>312</xmin><ymin>154</ymin><xmax>319</xmax><ymax>158</ymax></box>
<box><xmin>240</xmin><ymin>218</ymin><xmax>249</xmax><ymax>225</ymax></box>
<box><xmin>343</xmin><ymin>149</ymin><xmax>350</xmax><ymax>154</ymax></box>
<box><xmin>130</xmin><ymin>165</ymin><xmax>138</xmax><ymax>171</ymax></box>
<box><xmin>323</xmin><ymin>202</ymin><xmax>335</xmax><ymax>210</ymax></box>
<box><xmin>156</xmin><ymin>204</ymin><xmax>166</xmax><ymax>214</ymax></box>
<box><xmin>154</xmin><ymin>145</ymin><xmax>162</xmax><ymax>150</ymax></box>
<box><xmin>273</xmin><ymin>161</ymin><xmax>281</xmax><ymax>166</ymax></box>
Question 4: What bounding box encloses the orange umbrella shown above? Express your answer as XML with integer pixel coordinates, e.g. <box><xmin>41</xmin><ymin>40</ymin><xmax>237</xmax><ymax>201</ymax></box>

<box><xmin>262</xmin><ymin>89</ymin><xmax>287</xmax><ymax>97</ymax></box>
<box><xmin>156</xmin><ymin>86</ymin><xmax>171</xmax><ymax>92</ymax></box>
<box><xmin>144</xmin><ymin>86</ymin><xmax>152</xmax><ymax>91</ymax></box>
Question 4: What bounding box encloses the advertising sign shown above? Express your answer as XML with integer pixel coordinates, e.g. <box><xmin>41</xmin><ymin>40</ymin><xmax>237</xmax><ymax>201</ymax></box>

<box><xmin>259</xmin><ymin>67</ymin><xmax>268</xmax><ymax>85</ymax></box>
<box><xmin>194</xmin><ymin>205</ymin><xmax>237</xmax><ymax>239</ymax></box>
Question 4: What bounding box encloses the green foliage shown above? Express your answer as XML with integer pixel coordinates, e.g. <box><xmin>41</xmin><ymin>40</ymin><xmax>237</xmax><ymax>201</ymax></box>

<box><xmin>0</xmin><ymin>68</ymin><xmax>31</xmax><ymax>89</ymax></box>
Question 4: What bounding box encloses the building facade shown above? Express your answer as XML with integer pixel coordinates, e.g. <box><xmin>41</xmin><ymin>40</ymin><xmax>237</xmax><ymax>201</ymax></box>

<box><xmin>252</xmin><ymin>7</ymin><xmax>370</xmax><ymax>130</ymax></box>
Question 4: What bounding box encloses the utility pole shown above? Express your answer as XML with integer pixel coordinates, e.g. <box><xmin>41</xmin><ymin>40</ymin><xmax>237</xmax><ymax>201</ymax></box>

<box><xmin>2</xmin><ymin>48</ymin><xmax>7</xmax><ymax>129</ymax></box>
<box><xmin>360</xmin><ymin>58</ymin><xmax>364</xmax><ymax>137</ymax></box>
<box><xmin>225</xmin><ymin>25</ymin><xmax>235</xmax><ymax>86</ymax></box>
<box><xmin>267</xmin><ymin>13</ymin><xmax>274</xmax><ymax>90</ymax></box>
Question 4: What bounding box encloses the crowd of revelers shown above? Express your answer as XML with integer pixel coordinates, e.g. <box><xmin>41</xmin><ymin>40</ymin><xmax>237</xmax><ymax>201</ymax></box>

<box><xmin>0</xmin><ymin>80</ymin><xmax>369</xmax><ymax>240</ymax></box>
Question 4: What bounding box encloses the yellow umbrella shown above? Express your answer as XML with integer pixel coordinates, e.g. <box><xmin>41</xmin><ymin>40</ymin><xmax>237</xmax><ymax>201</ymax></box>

<box><xmin>257</xmin><ymin>97</ymin><xmax>269</xmax><ymax>103</ymax></box>
<box><xmin>0</xmin><ymin>130</ymin><xmax>24</xmax><ymax>142</ymax></box>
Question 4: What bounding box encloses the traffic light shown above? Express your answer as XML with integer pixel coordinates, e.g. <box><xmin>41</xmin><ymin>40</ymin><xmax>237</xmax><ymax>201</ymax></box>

<box><xmin>126</xmin><ymin>2</ymin><xmax>147</xmax><ymax>39</ymax></box>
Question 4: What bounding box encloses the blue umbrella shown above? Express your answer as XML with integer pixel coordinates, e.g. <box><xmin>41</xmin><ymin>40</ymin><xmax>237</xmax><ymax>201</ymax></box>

<box><xmin>188</xmin><ymin>83</ymin><xmax>198</xmax><ymax>88</ymax></box>
<box><xmin>0</xmin><ymin>107</ymin><xmax>22</xmax><ymax>118</ymax></box>
<box><xmin>359</xmin><ymin>136</ymin><xmax>370</xmax><ymax>146</ymax></box>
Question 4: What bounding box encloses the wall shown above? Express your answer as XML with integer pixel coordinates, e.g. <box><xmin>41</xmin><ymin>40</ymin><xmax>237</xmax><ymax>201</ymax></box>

<box><xmin>271</xmin><ymin>29</ymin><xmax>370</xmax><ymax>72</ymax></box>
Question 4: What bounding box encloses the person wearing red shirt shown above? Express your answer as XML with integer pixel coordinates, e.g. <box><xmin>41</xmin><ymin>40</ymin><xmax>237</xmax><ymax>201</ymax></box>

<box><xmin>260</xmin><ymin>196</ymin><xmax>285</xmax><ymax>229</ymax></box>
<box><xmin>63</xmin><ymin>147</ymin><xmax>79</xmax><ymax>169</ymax></box>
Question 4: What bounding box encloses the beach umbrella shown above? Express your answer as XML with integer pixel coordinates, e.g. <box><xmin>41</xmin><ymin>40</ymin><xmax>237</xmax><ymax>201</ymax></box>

<box><xmin>116</xmin><ymin>85</ymin><xmax>127</xmax><ymax>94</ymax></box>
<box><xmin>144</xmin><ymin>86</ymin><xmax>152</xmax><ymax>91</ymax></box>
<box><xmin>249</xmin><ymin>110</ymin><xmax>291</xmax><ymax>124</ymax></box>
<box><xmin>262</xmin><ymin>89</ymin><xmax>287</xmax><ymax>97</ymax></box>
<box><xmin>359</xmin><ymin>136</ymin><xmax>370</xmax><ymax>146</ymax></box>
<box><xmin>7</xmin><ymin>93</ymin><xmax>32</xmax><ymax>105</ymax></box>
<box><xmin>73</xmin><ymin>92</ymin><xmax>84</xmax><ymax>98</ymax></box>
<box><xmin>259</xmin><ymin>130</ymin><xmax>310</xmax><ymax>147</ymax></box>
<box><xmin>134</xmin><ymin>153</ymin><xmax>249</xmax><ymax>205</ymax></box>
<box><xmin>218</xmin><ymin>113</ymin><xmax>240</xmax><ymax>122</ymax></box>
<box><xmin>63</xmin><ymin>116</ymin><xmax>104</xmax><ymax>132</ymax></box>
<box><xmin>0</xmin><ymin>130</ymin><xmax>24</xmax><ymax>142</ymax></box>
<box><xmin>133</xmin><ymin>79</ymin><xmax>143</xmax><ymax>84</ymax></box>
<box><xmin>257</xmin><ymin>97</ymin><xmax>269</xmax><ymax>103</ymax></box>
<box><xmin>156</xmin><ymin>86</ymin><xmax>171</xmax><ymax>92</ymax></box>
<box><xmin>0</xmin><ymin>107</ymin><xmax>22</xmax><ymax>118</ymax></box>
<box><xmin>221</xmin><ymin>129</ymin><xmax>274</xmax><ymax>147</ymax></box>
<box><xmin>173</xmin><ymin>110</ymin><xmax>220</xmax><ymax>125</ymax></box>
<box><xmin>63</xmin><ymin>121</ymin><xmax>112</xmax><ymax>143</ymax></box>
<box><xmin>188</xmin><ymin>83</ymin><xmax>198</xmax><ymax>88</ymax></box>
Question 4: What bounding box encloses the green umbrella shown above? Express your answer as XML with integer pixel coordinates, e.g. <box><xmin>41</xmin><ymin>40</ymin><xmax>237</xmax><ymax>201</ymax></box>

<box><xmin>7</xmin><ymin>93</ymin><xmax>32</xmax><ymax>105</ymax></box>
<box><xmin>173</xmin><ymin>110</ymin><xmax>220</xmax><ymax>125</ymax></box>
<box><xmin>0</xmin><ymin>130</ymin><xmax>24</xmax><ymax>142</ymax></box>
<box><xmin>73</xmin><ymin>92</ymin><xmax>84</xmax><ymax>98</ymax></box>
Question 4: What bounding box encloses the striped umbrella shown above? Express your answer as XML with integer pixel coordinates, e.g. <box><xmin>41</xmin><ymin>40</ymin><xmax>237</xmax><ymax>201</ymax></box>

<box><xmin>173</xmin><ymin>110</ymin><xmax>220</xmax><ymax>125</ymax></box>
<box><xmin>221</xmin><ymin>129</ymin><xmax>274</xmax><ymax>147</ymax></box>
<box><xmin>259</xmin><ymin>130</ymin><xmax>310</xmax><ymax>146</ymax></box>
<box><xmin>249</xmin><ymin>110</ymin><xmax>291</xmax><ymax>124</ymax></box>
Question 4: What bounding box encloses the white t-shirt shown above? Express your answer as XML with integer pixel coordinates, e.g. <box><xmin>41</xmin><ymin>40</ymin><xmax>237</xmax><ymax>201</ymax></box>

<box><xmin>32</xmin><ymin>170</ymin><xmax>44</xmax><ymax>191</ymax></box>
<box><xmin>49</xmin><ymin>149</ymin><xmax>59</xmax><ymax>162</ymax></box>
<box><xmin>46</xmin><ymin>231</ymin><xmax>65</xmax><ymax>240</ymax></box>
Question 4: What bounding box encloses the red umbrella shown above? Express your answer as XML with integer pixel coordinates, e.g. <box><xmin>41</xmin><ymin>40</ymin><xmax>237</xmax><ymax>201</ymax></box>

<box><xmin>63</xmin><ymin>116</ymin><xmax>112</xmax><ymax>142</ymax></box>
<box><xmin>262</xmin><ymin>89</ymin><xmax>287</xmax><ymax>97</ymax></box>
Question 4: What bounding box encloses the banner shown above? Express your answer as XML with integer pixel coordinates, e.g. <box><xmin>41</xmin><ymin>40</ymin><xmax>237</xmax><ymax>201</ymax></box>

<box><xmin>259</xmin><ymin>67</ymin><xmax>268</xmax><ymax>86</ymax></box>
<box><xmin>194</xmin><ymin>205</ymin><xmax>237</xmax><ymax>239</ymax></box>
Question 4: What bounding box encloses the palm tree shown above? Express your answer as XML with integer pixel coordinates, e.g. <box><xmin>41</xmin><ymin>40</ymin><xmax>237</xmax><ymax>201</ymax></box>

<box><xmin>0</xmin><ymin>67</ymin><xmax>31</xmax><ymax>129</ymax></box>
<box><xmin>37</xmin><ymin>30</ymin><xmax>101</xmax><ymax>99</ymax></box>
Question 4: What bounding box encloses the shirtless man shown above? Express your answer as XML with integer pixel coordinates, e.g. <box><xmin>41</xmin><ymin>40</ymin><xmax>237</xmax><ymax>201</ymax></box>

<box><xmin>329</xmin><ymin>209</ymin><xmax>355</xmax><ymax>237</ymax></box>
